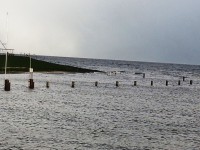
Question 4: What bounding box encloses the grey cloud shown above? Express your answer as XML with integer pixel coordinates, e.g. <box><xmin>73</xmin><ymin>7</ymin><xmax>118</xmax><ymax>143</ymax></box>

<box><xmin>0</xmin><ymin>0</ymin><xmax>200</xmax><ymax>64</ymax></box>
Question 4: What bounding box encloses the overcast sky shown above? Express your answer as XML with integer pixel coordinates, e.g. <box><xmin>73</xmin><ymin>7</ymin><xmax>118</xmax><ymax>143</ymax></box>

<box><xmin>0</xmin><ymin>0</ymin><xmax>200</xmax><ymax>64</ymax></box>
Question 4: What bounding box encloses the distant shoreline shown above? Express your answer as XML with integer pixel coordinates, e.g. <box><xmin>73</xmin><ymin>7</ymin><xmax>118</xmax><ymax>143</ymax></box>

<box><xmin>0</xmin><ymin>54</ymin><xmax>102</xmax><ymax>73</ymax></box>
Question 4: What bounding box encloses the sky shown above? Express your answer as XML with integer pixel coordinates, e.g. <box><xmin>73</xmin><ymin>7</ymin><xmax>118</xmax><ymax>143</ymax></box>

<box><xmin>0</xmin><ymin>0</ymin><xmax>200</xmax><ymax>65</ymax></box>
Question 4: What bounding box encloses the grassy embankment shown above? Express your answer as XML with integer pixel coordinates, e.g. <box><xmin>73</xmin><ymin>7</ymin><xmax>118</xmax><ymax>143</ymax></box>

<box><xmin>0</xmin><ymin>54</ymin><xmax>100</xmax><ymax>73</ymax></box>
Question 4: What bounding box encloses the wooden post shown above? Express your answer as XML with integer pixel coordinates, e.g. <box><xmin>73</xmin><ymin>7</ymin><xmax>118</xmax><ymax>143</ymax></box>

<box><xmin>178</xmin><ymin>80</ymin><xmax>181</xmax><ymax>85</ymax></box>
<box><xmin>95</xmin><ymin>81</ymin><xmax>98</xmax><ymax>87</ymax></box>
<box><xmin>183</xmin><ymin>76</ymin><xmax>186</xmax><ymax>81</ymax></box>
<box><xmin>166</xmin><ymin>80</ymin><xmax>168</xmax><ymax>86</ymax></box>
<box><xmin>134</xmin><ymin>81</ymin><xmax>137</xmax><ymax>86</ymax></box>
<box><xmin>4</xmin><ymin>52</ymin><xmax>10</xmax><ymax>91</ymax></box>
<box><xmin>46</xmin><ymin>81</ymin><xmax>49</xmax><ymax>88</ymax></box>
<box><xmin>143</xmin><ymin>73</ymin><xmax>145</xmax><ymax>78</ymax></box>
<box><xmin>4</xmin><ymin>79</ymin><xmax>10</xmax><ymax>91</ymax></box>
<box><xmin>29</xmin><ymin>79</ymin><xmax>34</xmax><ymax>89</ymax></box>
<box><xmin>190</xmin><ymin>80</ymin><xmax>193</xmax><ymax>85</ymax></box>
<box><xmin>151</xmin><ymin>81</ymin><xmax>153</xmax><ymax>86</ymax></box>
<box><xmin>71</xmin><ymin>81</ymin><xmax>75</xmax><ymax>88</ymax></box>
<box><xmin>29</xmin><ymin>66</ymin><xmax>34</xmax><ymax>89</ymax></box>
<box><xmin>116</xmin><ymin>81</ymin><xmax>119</xmax><ymax>87</ymax></box>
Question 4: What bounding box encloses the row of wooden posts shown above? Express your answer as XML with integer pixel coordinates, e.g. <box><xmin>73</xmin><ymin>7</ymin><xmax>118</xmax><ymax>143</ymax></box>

<box><xmin>111</xmin><ymin>80</ymin><xmax>193</xmax><ymax>87</ymax></box>
<box><xmin>4</xmin><ymin>78</ymin><xmax>46</xmax><ymax>91</ymax></box>
<box><xmin>56</xmin><ymin>79</ymin><xmax>193</xmax><ymax>88</ymax></box>
<box><xmin>71</xmin><ymin>80</ymin><xmax>193</xmax><ymax>88</ymax></box>
<box><xmin>3</xmin><ymin>78</ymin><xmax>194</xmax><ymax>91</ymax></box>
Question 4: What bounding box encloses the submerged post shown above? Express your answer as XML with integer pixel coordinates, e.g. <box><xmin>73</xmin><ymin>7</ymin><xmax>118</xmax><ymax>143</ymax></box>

<box><xmin>1</xmin><ymin>35</ymin><xmax>13</xmax><ymax>91</ymax></box>
<box><xmin>29</xmin><ymin>68</ymin><xmax>34</xmax><ymax>89</ymax></box>
<box><xmin>46</xmin><ymin>81</ymin><xmax>49</xmax><ymax>88</ymax></box>
<box><xmin>29</xmin><ymin>54</ymin><xmax>34</xmax><ymax>89</ymax></box>
<box><xmin>143</xmin><ymin>73</ymin><xmax>145</xmax><ymax>78</ymax></box>
<box><xmin>71</xmin><ymin>81</ymin><xmax>75</xmax><ymax>88</ymax></box>
<box><xmin>95</xmin><ymin>81</ymin><xmax>98</xmax><ymax>87</ymax></box>
<box><xmin>178</xmin><ymin>80</ymin><xmax>181</xmax><ymax>85</ymax></box>
<box><xmin>29</xmin><ymin>79</ymin><xmax>34</xmax><ymax>89</ymax></box>
<box><xmin>166</xmin><ymin>80</ymin><xmax>168</xmax><ymax>86</ymax></box>
<box><xmin>190</xmin><ymin>80</ymin><xmax>193</xmax><ymax>85</ymax></box>
<box><xmin>151</xmin><ymin>81</ymin><xmax>153</xmax><ymax>86</ymax></box>
<box><xmin>4</xmin><ymin>52</ymin><xmax>10</xmax><ymax>91</ymax></box>
<box><xmin>134</xmin><ymin>81</ymin><xmax>137</xmax><ymax>86</ymax></box>
<box><xmin>116</xmin><ymin>81</ymin><xmax>119</xmax><ymax>87</ymax></box>
<box><xmin>1</xmin><ymin>37</ymin><xmax>14</xmax><ymax>91</ymax></box>
<box><xmin>4</xmin><ymin>79</ymin><xmax>10</xmax><ymax>91</ymax></box>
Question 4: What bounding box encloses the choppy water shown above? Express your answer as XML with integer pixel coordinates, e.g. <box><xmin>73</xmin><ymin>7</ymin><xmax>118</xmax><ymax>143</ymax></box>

<box><xmin>0</xmin><ymin>56</ymin><xmax>200</xmax><ymax>149</ymax></box>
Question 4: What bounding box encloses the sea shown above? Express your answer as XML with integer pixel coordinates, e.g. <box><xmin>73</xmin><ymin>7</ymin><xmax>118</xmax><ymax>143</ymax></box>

<box><xmin>0</xmin><ymin>56</ymin><xmax>200</xmax><ymax>150</ymax></box>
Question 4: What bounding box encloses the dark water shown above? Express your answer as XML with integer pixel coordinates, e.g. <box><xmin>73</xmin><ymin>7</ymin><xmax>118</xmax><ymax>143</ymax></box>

<box><xmin>0</xmin><ymin>56</ymin><xmax>199</xmax><ymax>149</ymax></box>
<box><xmin>34</xmin><ymin>55</ymin><xmax>200</xmax><ymax>77</ymax></box>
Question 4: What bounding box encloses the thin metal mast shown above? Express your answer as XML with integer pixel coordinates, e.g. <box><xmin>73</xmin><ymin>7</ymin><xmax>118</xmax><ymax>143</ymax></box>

<box><xmin>5</xmin><ymin>12</ymin><xmax>8</xmax><ymax>47</ymax></box>
<box><xmin>0</xmin><ymin>39</ymin><xmax>7</xmax><ymax>79</ymax></box>
<box><xmin>30</xmin><ymin>53</ymin><xmax>31</xmax><ymax>69</ymax></box>
<box><xmin>1</xmin><ymin>12</ymin><xmax>10</xmax><ymax>79</ymax></box>
<box><xmin>5</xmin><ymin>51</ymin><xmax>7</xmax><ymax>77</ymax></box>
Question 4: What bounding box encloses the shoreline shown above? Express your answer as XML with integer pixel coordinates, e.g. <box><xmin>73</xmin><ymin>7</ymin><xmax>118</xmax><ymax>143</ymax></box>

<box><xmin>0</xmin><ymin>54</ymin><xmax>102</xmax><ymax>73</ymax></box>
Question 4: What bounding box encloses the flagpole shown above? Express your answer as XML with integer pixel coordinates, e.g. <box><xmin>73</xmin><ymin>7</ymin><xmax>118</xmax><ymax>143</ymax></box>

<box><xmin>5</xmin><ymin>52</ymin><xmax>7</xmax><ymax>79</ymax></box>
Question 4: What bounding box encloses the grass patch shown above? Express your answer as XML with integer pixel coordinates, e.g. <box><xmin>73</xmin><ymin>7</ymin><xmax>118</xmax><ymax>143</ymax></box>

<box><xmin>0</xmin><ymin>54</ymin><xmax>101</xmax><ymax>73</ymax></box>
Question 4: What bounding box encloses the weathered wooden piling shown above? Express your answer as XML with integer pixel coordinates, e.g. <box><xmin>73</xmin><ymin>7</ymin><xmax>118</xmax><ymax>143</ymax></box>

<box><xmin>134</xmin><ymin>81</ymin><xmax>137</xmax><ymax>86</ymax></box>
<box><xmin>4</xmin><ymin>52</ymin><xmax>10</xmax><ymax>91</ymax></box>
<box><xmin>166</xmin><ymin>80</ymin><xmax>168</xmax><ymax>86</ymax></box>
<box><xmin>71</xmin><ymin>81</ymin><xmax>75</xmax><ymax>88</ymax></box>
<box><xmin>143</xmin><ymin>73</ymin><xmax>145</xmax><ymax>78</ymax></box>
<box><xmin>46</xmin><ymin>81</ymin><xmax>49</xmax><ymax>88</ymax></box>
<box><xmin>29</xmin><ymin>79</ymin><xmax>34</xmax><ymax>89</ymax></box>
<box><xmin>190</xmin><ymin>80</ymin><xmax>193</xmax><ymax>85</ymax></box>
<box><xmin>29</xmin><ymin>66</ymin><xmax>34</xmax><ymax>89</ymax></box>
<box><xmin>178</xmin><ymin>80</ymin><xmax>181</xmax><ymax>85</ymax></box>
<box><xmin>116</xmin><ymin>81</ymin><xmax>119</xmax><ymax>87</ymax></box>
<box><xmin>4</xmin><ymin>79</ymin><xmax>10</xmax><ymax>91</ymax></box>
<box><xmin>95</xmin><ymin>81</ymin><xmax>98</xmax><ymax>87</ymax></box>
<box><xmin>151</xmin><ymin>81</ymin><xmax>153</xmax><ymax>86</ymax></box>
